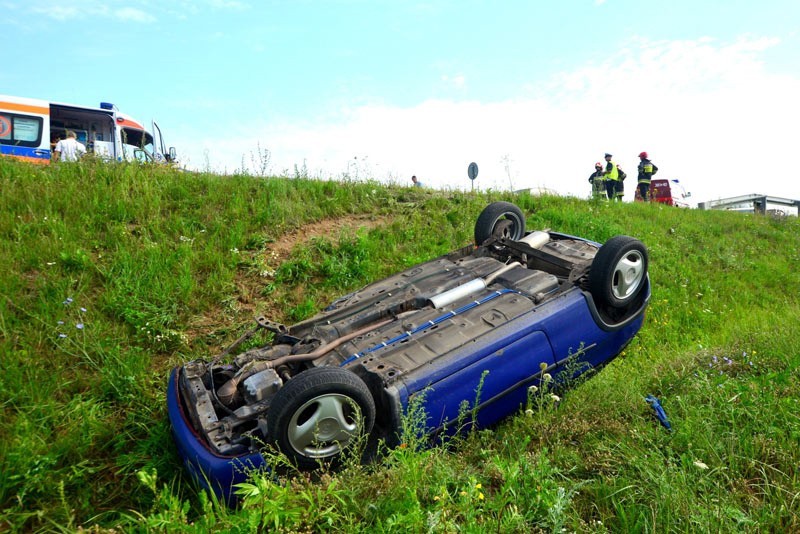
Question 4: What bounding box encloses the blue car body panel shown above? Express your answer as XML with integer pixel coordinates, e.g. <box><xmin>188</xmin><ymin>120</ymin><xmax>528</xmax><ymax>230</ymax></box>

<box><xmin>382</xmin><ymin>288</ymin><xmax>644</xmax><ymax>434</ymax></box>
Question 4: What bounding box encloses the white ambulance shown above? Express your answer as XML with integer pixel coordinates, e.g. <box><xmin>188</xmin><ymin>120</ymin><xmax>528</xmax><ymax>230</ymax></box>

<box><xmin>0</xmin><ymin>94</ymin><xmax>176</xmax><ymax>164</ymax></box>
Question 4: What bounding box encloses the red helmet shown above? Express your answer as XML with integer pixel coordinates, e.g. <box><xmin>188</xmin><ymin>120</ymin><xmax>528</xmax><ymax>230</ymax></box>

<box><xmin>594</xmin><ymin>162</ymin><xmax>602</xmax><ymax>167</ymax></box>
<box><xmin>638</xmin><ymin>151</ymin><xmax>648</xmax><ymax>158</ymax></box>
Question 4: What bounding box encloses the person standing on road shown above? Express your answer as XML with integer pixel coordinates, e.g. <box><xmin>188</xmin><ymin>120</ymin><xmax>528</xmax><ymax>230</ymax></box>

<box><xmin>588</xmin><ymin>162</ymin><xmax>605</xmax><ymax>199</ymax></box>
<box><xmin>54</xmin><ymin>130</ymin><xmax>86</xmax><ymax>162</ymax></box>
<box><xmin>637</xmin><ymin>151</ymin><xmax>658</xmax><ymax>201</ymax></box>
<box><xmin>602</xmin><ymin>153</ymin><xmax>620</xmax><ymax>200</ymax></box>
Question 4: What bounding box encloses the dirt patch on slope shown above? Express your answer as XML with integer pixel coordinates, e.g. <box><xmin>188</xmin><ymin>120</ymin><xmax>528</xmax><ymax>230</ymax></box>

<box><xmin>267</xmin><ymin>214</ymin><xmax>388</xmax><ymax>264</ymax></box>
<box><xmin>188</xmin><ymin>214</ymin><xmax>392</xmax><ymax>353</ymax></box>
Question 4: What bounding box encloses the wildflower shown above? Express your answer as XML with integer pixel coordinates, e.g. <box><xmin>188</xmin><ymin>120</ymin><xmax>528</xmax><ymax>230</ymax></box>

<box><xmin>525</xmin><ymin>409</ymin><xmax>534</xmax><ymax>417</ymax></box>
<box><xmin>63</xmin><ymin>297</ymin><xmax>73</xmax><ymax>305</ymax></box>
<box><xmin>475</xmin><ymin>483</ymin><xmax>482</xmax><ymax>490</ymax></box>
<box><xmin>528</xmin><ymin>385</ymin><xmax>538</xmax><ymax>394</ymax></box>
<box><xmin>76</xmin><ymin>323</ymin><xmax>84</xmax><ymax>330</ymax></box>
<box><xmin>80</xmin><ymin>307</ymin><xmax>87</xmax><ymax>313</ymax></box>
<box><xmin>551</xmin><ymin>394</ymin><xmax>561</xmax><ymax>402</ymax></box>
<box><xmin>57</xmin><ymin>321</ymin><xmax>65</xmax><ymax>325</ymax></box>
<box><xmin>539</xmin><ymin>362</ymin><xmax>548</xmax><ymax>371</ymax></box>
<box><xmin>693</xmin><ymin>460</ymin><xmax>709</xmax><ymax>470</ymax></box>
<box><xmin>58</xmin><ymin>333</ymin><xmax>67</xmax><ymax>339</ymax></box>
<box><xmin>542</xmin><ymin>373</ymin><xmax>552</xmax><ymax>382</ymax></box>
<box><xmin>478</xmin><ymin>492</ymin><xmax>484</xmax><ymax>500</ymax></box>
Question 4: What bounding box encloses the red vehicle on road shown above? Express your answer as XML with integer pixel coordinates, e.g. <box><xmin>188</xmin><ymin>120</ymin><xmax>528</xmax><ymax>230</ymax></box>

<box><xmin>636</xmin><ymin>179</ymin><xmax>691</xmax><ymax>207</ymax></box>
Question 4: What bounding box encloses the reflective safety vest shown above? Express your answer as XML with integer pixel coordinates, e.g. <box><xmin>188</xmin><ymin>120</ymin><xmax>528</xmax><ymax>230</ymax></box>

<box><xmin>638</xmin><ymin>159</ymin><xmax>657</xmax><ymax>184</ymax></box>
<box><xmin>605</xmin><ymin>161</ymin><xmax>619</xmax><ymax>181</ymax></box>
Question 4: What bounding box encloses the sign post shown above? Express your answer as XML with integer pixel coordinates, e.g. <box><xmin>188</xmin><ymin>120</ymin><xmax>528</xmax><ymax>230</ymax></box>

<box><xmin>467</xmin><ymin>162</ymin><xmax>479</xmax><ymax>192</ymax></box>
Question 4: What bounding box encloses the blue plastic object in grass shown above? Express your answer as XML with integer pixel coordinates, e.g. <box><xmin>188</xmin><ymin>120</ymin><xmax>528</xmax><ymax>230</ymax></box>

<box><xmin>645</xmin><ymin>395</ymin><xmax>672</xmax><ymax>431</ymax></box>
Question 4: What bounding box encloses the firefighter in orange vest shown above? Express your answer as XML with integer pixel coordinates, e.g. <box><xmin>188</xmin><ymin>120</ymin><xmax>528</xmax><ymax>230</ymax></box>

<box><xmin>637</xmin><ymin>151</ymin><xmax>658</xmax><ymax>201</ymax></box>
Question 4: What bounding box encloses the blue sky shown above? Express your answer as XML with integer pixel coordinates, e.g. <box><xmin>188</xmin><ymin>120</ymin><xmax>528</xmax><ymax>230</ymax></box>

<box><xmin>3</xmin><ymin>0</ymin><xmax>799</xmax><ymax>205</ymax></box>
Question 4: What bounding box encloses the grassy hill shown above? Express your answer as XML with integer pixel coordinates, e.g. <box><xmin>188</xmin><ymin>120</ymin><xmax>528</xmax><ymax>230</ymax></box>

<box><xmin>1</xmin><ymin>159</ymin><xmax>798</xmax><ymax>532</ymax></box>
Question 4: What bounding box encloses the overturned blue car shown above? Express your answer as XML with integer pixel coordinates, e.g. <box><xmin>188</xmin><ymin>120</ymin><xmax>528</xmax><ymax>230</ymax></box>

<box><xmin>168</xmin><ymin>202</ymin><xmax>650</xmax><ymax>501</ymax></box>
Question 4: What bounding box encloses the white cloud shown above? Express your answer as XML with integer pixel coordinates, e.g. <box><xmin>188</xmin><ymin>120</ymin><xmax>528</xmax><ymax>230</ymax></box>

<box><xmin>441</xmin><ymin>74</ymin><xmax>467</xmax><ymax>90</ymax></box>
<box><xmin>26</xmin><ymin>0</ymin><xmax>247</xmax><ymax>22</ymax></box>
<box><xmin>37</xmin><ymin>6</ymin><xmax>80</xmax><ymax>20</ymax></box>
<box><xmin>179</xmin><ymin>35</ymin><xmax>800</xmax><ymax>205</ymax></box>
<box><xmin>29</xmin><ymin>2</ymin><xmax>155</xmax><ymax>23</ymax></box>
<box><xmin>114</xmin><ymin>7</ymin><xmax>156</xmax><ymax>23</ymax></box>
<box><xmin>208</xmin><ymin>0</ymin><xmax>249</xmax><ymax>9</ymax></box>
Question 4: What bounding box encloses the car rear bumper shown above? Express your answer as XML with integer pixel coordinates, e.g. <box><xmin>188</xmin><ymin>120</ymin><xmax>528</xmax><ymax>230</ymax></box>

<box><xmin>167</xmin><ymin>367</ymin><xmax>267</xmax><ymax>505</ymax></box>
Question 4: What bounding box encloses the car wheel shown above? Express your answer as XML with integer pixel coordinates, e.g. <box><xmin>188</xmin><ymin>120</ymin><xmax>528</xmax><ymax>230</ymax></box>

<box><xmin>268</xmin><ymin>367</ymin><xmax>375</xmax><ymax>469</ymax></box>
<box><xmin>588</xmin><ymin>236</ymin><xmax>648</xmax><ymax>309</ymax></box>
<box><xmin>474</xmin><ymin>202</ymin><xmax>526</xmax><ymax>245</ymax></box>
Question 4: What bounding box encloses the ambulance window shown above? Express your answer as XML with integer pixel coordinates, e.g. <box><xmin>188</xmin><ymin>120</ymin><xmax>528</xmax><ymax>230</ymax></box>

<box><xmin>0</xmin><ymin>114</ymin><xmax>11</xmax><ymax>140</ymax></box>
<box><xmin>142</xmin><ymin>137</ymin><xmax>155</xmax><ymax>154</ymax></box>
<box><xmin>14</xmin><ymin>117</ymin><xmax>41</xmax><ymax>142</ymax></box>
<box><xmin>121</xmin><ymin>128</ymin><xmax>156</xmax><ymax>159</ymax></box>
<box><xmin>0</xmin><ymin>113</ymin><xmax>43</xmax><ymax>146</ymax></box>
<box><xmin>133</xmin><ymin>149</ymin><xmax>152</xmax><ymax>163</ymax></box>
<box><xmin>121</xmin><ymin>128</ymin><xmax>146</xmax><ymax>148</ymax></box>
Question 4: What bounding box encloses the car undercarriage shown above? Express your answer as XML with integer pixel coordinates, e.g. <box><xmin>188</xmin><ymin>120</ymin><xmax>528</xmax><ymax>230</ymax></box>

<box><xmin>175</xmin><ymin>202</ymin><xmax>649</xmax><ymax>470</ymax></box>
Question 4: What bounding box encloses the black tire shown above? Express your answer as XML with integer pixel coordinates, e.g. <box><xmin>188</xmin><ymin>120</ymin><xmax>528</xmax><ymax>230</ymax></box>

<box><xmin>588</xmin><ymin>236</ymin><xmax>648</xmax><ymax>309</ymax></box>
<box><xmin>474</xmin><ymin>202</ymin><xmax>526</xmax><ymax>245</ymax></box>
<box><xmin>267</xmin><ymin>367</ymin><xmax>375</xmax><ymax>469</ymax></box>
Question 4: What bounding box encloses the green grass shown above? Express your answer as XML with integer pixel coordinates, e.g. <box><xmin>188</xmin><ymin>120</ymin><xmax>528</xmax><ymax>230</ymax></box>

<box><xmin>1</xmin><ymin>158</ymin><xmax>798</xmax><ymax>532</ymax></box>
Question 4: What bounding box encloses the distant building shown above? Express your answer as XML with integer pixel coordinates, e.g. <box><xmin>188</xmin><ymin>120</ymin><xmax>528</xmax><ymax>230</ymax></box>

<box><xmin>698</xmin><ymin>194</ymin><xmax>800</xmax><ymax>217</ymax></box>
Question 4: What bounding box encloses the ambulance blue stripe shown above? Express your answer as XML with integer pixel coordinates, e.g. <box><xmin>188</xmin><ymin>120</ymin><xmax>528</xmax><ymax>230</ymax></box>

<box><xmin>0</xmin><ymin>145</ymin><xmax>50</xmax><ymax>159</ymax></box>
